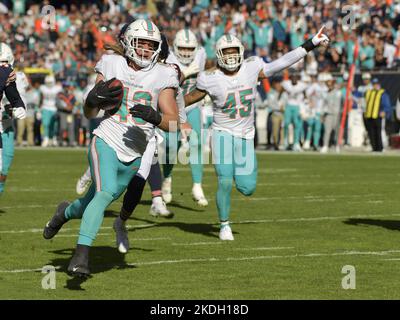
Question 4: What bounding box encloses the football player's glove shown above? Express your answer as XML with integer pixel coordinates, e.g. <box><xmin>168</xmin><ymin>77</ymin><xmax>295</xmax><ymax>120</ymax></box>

<box><xmin>86</xmin><ymin>78</ymin><xmax>123</xmax><ymax>109</ymax></box>
<box><xmin>4</xmin><ymin>104</ymin><xmax>12</xmax><ymax>117</ymax></box>
<box><xmin>129</xmin><ymin>104</ymin><xmax>162</xmax><ymax>126</ymax></box>
<box><xmin>12</xmin><ymin>106</ymin><xmax>26</xmax><ymax>119</ymax></box>
<box><xmin>182</xmin><ymin>62</ymin><xmax>200</xmax><ymax>79</ymax></box>
<box><xmin>302</xmin><ymin>26</ymin><xmax>330</xmax><ymax>52</ymax></box>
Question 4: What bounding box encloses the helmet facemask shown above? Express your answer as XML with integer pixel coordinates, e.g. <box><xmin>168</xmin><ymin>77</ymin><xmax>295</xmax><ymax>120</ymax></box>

<box><xmin>173</xmin><ymin>29</ymin><xmax>199</xmax><ymax>65</ymax></box>
<box><xmin>175</xmin><ymin>46</ymin><xmax>197</xmax><ymax>65</ymax></box>
<box><xmin>123</xmin><ymin>36</ymin><xmax>161</xmax><ymax>70</ymax></box>
<box><xmin>217</xmin><ymin>47</ymin><xmax>243</xmax><ymax>71</ymax></box>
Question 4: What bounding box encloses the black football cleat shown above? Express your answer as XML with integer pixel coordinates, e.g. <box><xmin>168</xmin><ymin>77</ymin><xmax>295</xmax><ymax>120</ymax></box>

<box><xmin>43</xmin><ymin>201</ymin><xmax>70</xmax><ymax>239</ymax></box>
<box><xmin>67</xmin><ymin>245</ymin><xmax>91</xmax><ymax>278</ymax></box>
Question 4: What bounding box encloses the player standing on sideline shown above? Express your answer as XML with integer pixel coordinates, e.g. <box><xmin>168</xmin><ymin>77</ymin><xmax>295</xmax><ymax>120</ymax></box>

<box><xmin>0</xmin><ymin>43</ymin><xmax>26</xmax><ymax>196</ymax></box>
<box><xmin>43</xmin><ymin>19</ymin><xmax>179</xmax><ymax>277</ymax></box>
<box><xmin>39</xmin><ymin>75</ymin><xmax>62</xmax><ymax>147</ymax></box>
<box><xmin>185</xmin><ymin>28</ymin><xmax>329</xmax><ymax>240</ymax></box>
<box><xmin>303</xmin><ymin>73</ymin><xmax>328</xmax><ymax>151</ymax></box>
<box><xmin>282</xmin><ymin>73</ymin><xmax>307</xmax><ymax>151</ymax></box>
<box><xmin>161</xmin><ymin>28</ymin><xmax>209</xmax><ymax>207</ymax></box>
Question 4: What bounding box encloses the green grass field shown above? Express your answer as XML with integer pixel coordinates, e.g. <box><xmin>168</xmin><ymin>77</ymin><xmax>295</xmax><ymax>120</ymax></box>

<box><xmin>1</xmin><ymin>148</ymin><xmax>400</xmax><ymax>299</ymax></box>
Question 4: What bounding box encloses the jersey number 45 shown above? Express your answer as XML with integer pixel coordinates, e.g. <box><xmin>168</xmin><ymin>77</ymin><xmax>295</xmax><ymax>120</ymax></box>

<box><xmin>222</xmin><ymin>88</ymin><xmax>253</xmax><ymax>119</ymax></box>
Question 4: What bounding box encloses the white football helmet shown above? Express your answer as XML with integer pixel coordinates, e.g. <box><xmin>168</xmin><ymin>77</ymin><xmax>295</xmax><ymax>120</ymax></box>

<box><xmin>45</xmin><ymin>75</ymin><xmax>55</xmax><ymax>87</ymax></box>
<box><xmin>216</xmin><ymin>34</ymin><xmax>244</xmax><ymax>72</ymax></box>
<box><xmin>0</xmin><ymin>42</ymin><xmax>14</xmax><ymax>66</ymax></box>
<box><xmin>173</xmin><ymin>29</ymin><xmax>198</xmax><ymax>65</ymax></box>
<box><xmin>121</xmin><ymin>19</ymin><xmax>161</xmax><ymax>70</ymax></box>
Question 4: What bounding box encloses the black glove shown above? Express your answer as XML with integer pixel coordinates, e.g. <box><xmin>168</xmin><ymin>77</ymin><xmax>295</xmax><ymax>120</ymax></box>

<box><xmin>301</xmin><ymin>38</ymin><xmax>316</xmax><ymax>52</ymax></box>
<box><xmin>86</xmin><ymin>77</ymin><xmax>123</xmax><ymax>109</ymax></box>
<box><xmin>129</xmin><ymin>104</ymin><xmax>162</xmax><ymax>126</ymax></box>
<box><xmin>4</xmin><ymin>104</ymin><xmax>12</xmax><ymax>117</ymax></box>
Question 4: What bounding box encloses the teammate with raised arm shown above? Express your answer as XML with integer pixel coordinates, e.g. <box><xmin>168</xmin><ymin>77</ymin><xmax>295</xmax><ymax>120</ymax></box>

<box><xmin>185</xmin><ymin>28</ymin><xmax>329</xmax><ymax>240</ymax></box>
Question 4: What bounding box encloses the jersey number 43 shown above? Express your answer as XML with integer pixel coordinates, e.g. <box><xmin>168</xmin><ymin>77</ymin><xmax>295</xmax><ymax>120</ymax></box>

<box><xmin>113</xmin><ymin>87</ymin><xmax>152</xmax><ymax>125</ymax></box>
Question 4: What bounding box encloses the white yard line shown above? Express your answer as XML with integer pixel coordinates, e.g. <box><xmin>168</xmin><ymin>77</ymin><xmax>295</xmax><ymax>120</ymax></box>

<box><xmin>56</xmin><ymin>233</ymin><xmax>110</xmax><ymax>238</ymax></box>
<box><xmin>57</xmin><ymin>233</ymin><xmax>171</xmax><ymax>240</ymax></box>
<box><xmin>235</xmin><ymin>213</ymin><xmax>400</xmax><ymax>224</ymax></box>
<box><xmin>1</xmin><ymin>204</ymin><xmax>55</xmax><ymax>210</ymax></box>
<box><xmin>233</xmin><ymin>247</ymin><xmax>295</xmax><ymax>251</ymax></box>
<box><xmin>0</xmin><ymin>223</ymin><xmax>156</xmax><ymax>234</ymax></box>
<box><xmin>257</xmin><ymin>181</ymin><xmax>400</xmax><ymax>186</ymax></box>
<box><xmin>130</xmin><ymin>249</ymin><xmax>400</xmax><ymax>266</ymax></box>
<box><xmin>2</xmin><ymin>249</ymin><xmax>400</xmax><ymax>273</ymax></box>
<box><xmin>172</xmin><ymin>242</ymin><xmax>223</xmax><ymax>246</ymax></box>
<box><xmin>7</xmin><ymin>188</ymin><xmax>73</xmax><ymax>192</ymax></box>
<box><xmin>236</xmin><ymin>194</ymin><xmax>382</xmax><ymax>201</ymax></box>
<box><xmin>2</xmin><ymin>213</ymin><xmax>400</xmax><ymax>234</ymax></box>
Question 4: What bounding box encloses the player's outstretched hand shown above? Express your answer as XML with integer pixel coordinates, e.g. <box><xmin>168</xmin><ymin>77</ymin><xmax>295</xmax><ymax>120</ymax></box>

<box><xmin>302</xmin><ymin>26</ymin><xmax>330</xmax><ymax>52</ymax></box>
<box><xmin>129</xmin><ymin>104</ymin><xmax>162</xmax><ymax>126</ymax></box>
<box><xmin>86</xmin><ymin>77</ymin><xmax>123</xmax><ymax>109</ymax></box>
<box><xmin>312</xmin><ymin>26</ymin><xmax>329</xmax><ymax>47</ymax></box>
<box><xmin>182</xmin><ymin>62</ymin><xmax>200</xmax><ymax>79</ymax></box>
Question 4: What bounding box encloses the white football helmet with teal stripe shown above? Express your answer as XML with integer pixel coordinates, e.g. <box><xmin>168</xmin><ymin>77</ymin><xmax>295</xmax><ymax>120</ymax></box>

<box><xmin>216</xmin><ymin>34</ymin><xmax>244</xmax><ymax>71</ymax></box>
<box><xmin>121</xmin><ymin>19</ymin><xmax>161</xmax><ymax>69</ymax></box>
<box><xmin>173</xmin><ymin>29</ymin><xmax>198</xmax><ymax>65</ymax></box>
<box><xmin>0</xmin><ymin>42</ymin><xmax>14</xmax><ymax>66</ymax></box>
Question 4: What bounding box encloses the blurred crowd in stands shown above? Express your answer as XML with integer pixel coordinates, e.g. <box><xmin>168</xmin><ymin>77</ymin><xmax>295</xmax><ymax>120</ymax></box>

<box><xmin>1</xmin><ymin>0</ymin><xmax>400</xmax><ymax>151</ymax></box>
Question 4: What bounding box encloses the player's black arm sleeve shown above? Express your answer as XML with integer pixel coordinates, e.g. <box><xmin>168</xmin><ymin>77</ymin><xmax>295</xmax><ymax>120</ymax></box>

<box><xmin>5</xmin><ymin>81</ymin><xmax>25</xmax><ymax>109</ymax></box>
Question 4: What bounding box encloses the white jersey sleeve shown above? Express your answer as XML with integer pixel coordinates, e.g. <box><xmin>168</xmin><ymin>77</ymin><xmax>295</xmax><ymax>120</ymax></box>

<box><xmin>196</xmin><ymin>71</ymin><xmax>209</xmax><ymax>92</ymax></box>
<box><xmin>259</xmin><ymin>47</ymin><xmax>307</xmax><ymax>77</ymax></box>
<box><xmin>194</xmin><ymin>47</ymin><xmax>207</xmax><ymax>72</ymax></box>
<box><xmin>94</xmin><ymin>54</ymin><xmax>109</xmax><ymax>76</ymax></box>
<box><xmin>16</xmin><ymin>72</ymin><xmax>29</xmax><ymax>106</ymax></box>
<box><xmin>176</xmin><ymin>87</ymin><xmax>187</xmax><ymax>123</ymax></box>
<box><xmin>159</xmin><ymin>64</ymin><xmax>180</xmax><ymax>91</ymax></box>
<box><xmin>94</xmin><ymin>54</ymin><xmax>124</xmax><ymax>80</ymax></box>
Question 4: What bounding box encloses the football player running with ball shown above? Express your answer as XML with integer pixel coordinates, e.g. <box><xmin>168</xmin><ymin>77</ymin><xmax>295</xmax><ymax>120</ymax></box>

<box><xmin>43</xmin><ymin>19</ymin><xmax>179</xmax><ymax>277</ymax></box>
<box><xmin>185</xmin><ymin>28</ymin><xmax>329</xmax><ymax>240</ymax></box>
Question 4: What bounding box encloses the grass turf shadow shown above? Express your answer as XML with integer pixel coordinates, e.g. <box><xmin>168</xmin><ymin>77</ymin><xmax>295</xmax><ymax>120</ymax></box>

<box><xmin>343</xmin><ymin>218</ymin><xmax>400</xmax><ymax>231</ymax></box>
<box><xmin>129</xmin><ymin>215</ymin><xmax>238</xmax><ymax>239</ymax></box>
<box><xmin>103</xmin><ymin>210</ymin><xmax>228</xmax><ymax>239</ymax></box>
<box><xmin>46</xmin><ymin>246</ymin><xmax>144</xmax><ymax>290</ymax></box>
<box><xmin>139</xmin><ymin>200</ymin><xmax>205</xmax><ymax>213</ymax></box>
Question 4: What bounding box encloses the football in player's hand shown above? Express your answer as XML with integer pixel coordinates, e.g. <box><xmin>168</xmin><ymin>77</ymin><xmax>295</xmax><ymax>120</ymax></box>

<box><xmin>103</xmin><ymin>78</ymin><xmax>124</xmax><ymax>111</ymax></box>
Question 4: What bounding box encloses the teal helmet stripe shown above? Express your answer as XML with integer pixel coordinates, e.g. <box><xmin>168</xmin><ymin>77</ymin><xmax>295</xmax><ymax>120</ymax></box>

<box><xmin>146</xmin><ymin>20</ymin><xmax>154</xmax><ymax>32</ymax></box>
<box><xmin>185</xmin><ymin>29</ymin><xmax>190</xmax><ymax>42</ymax></box>
<box><xmin>226</xmin><ymin>34</ymin><xmax>232</xmax><ymax>42</ymax></box>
